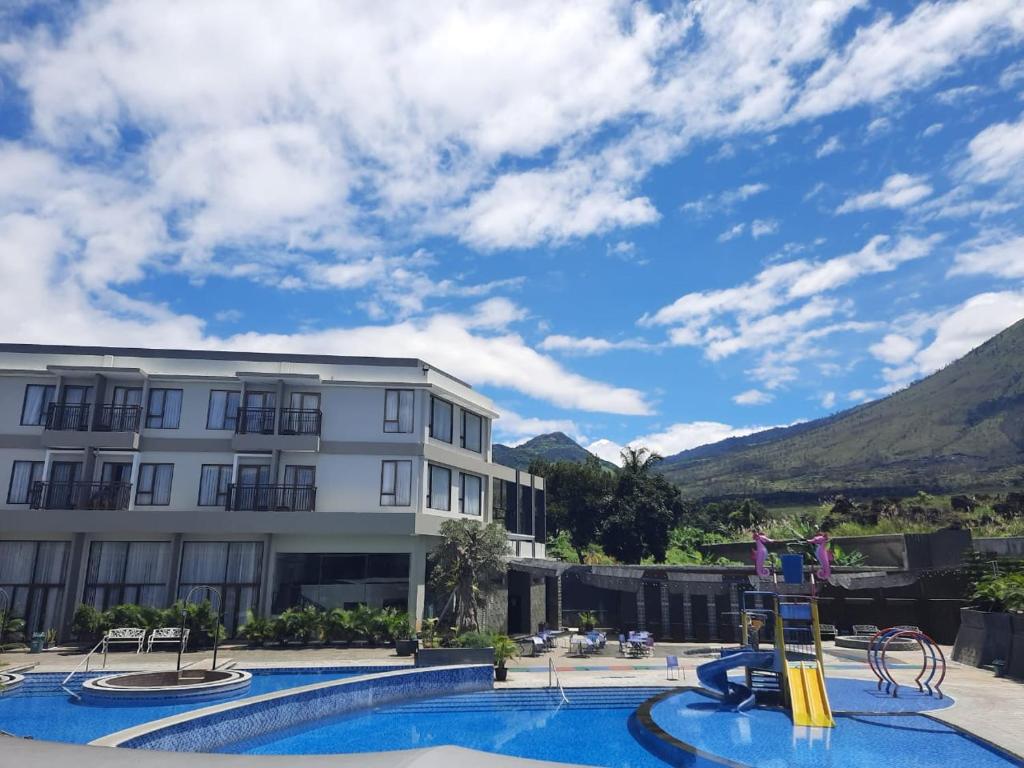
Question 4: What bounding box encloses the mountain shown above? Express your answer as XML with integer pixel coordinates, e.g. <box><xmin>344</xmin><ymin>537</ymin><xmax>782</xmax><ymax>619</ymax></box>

<box><xmin>492</xmin><ymin>432</ymin><xmax>613</xmax><ymax>471</ymax></box>
<box><xmin>659</xmin><ymin>318</ymin><xmax>1024</xmax><ymax>500</ymax></box>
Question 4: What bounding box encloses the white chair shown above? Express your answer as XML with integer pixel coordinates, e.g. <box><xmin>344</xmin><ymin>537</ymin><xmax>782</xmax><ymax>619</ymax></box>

<box><xmin>853</xmin><ymin>624</ymin><xmax>880</xmax><ymax>636</ymax></box>
<box><xmin>146</xmin><ymin>627</ymin><xmax>189</xmax><ymax>653</ymax></box>
<box><xmin>102</xmin><ymin>627</ymin><xmax>146</xmax><ymax>654</ymax></box>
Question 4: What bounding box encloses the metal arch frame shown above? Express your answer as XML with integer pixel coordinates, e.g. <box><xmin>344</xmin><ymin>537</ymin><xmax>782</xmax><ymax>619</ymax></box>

<box><xmin>176</xmin><ymin>585</ymin><xmax>224</xmax><ymax>672</ymax></box>
<box><xmin>867</xmin><ymin>626</ymin><xmax>946</xmax><ymax>699</ymax></box>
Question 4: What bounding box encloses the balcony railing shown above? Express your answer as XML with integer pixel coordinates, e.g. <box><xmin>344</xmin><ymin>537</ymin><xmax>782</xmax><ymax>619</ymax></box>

<box><xmin>94</xmin><ymin>404</ymin><xmax>142</xmax><ymax>432</ymax></box>
<box><xmin>226</xmin><ymin>484</ymin><xmax>317</xmax><ymax>512</ymax></box>
<box><xmin>278</xmin><ymin>408</ymin><xmax>322</xmax><ymax>436</ymax></box>
<box><xmin>235</xmin><ymin>407</ymin><xmax>276</xmax><ymax>435</ymax></box>
<box><xmin>29</xmin><ymin>481</ymin><xmax>132</xmax><ymax>510</ymax></box>
<box><xmin>45</xmin><ymin>403</ymin><xmax>91</xmax><ymax>431</ymax></box>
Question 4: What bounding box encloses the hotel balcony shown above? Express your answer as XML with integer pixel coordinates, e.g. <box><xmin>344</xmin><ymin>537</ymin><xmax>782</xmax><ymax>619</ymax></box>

<box><xmin>231</xmin><ymin>407</ymin><xmax>321</xmax><ymax>452</ymax></box>
<box><xmin>41</xmin><ymin>403</ymin><xmax>141</xmax><ymax>450</ymax></box>
<box><xmin>226</xmin><ymin>483</ymin><xmax>317</xmax><ymax>512</ymax></box>
<box><xmin>29</xmin><ymin>481</ymin><xmax>132</xmax><ymax>511</ymax></box>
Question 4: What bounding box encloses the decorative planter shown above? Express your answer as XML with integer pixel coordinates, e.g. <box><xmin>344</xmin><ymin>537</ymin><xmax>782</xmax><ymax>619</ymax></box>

<box><xmin>494</xmin><ymin>666</ymin><xmax>508</xmax><ymax>682</ymax></box>
<box><xmin>395</xmin><ymin>638</ymin><xmax>417</xmax><ymax>657</ymax></box>
<box><xmin>952</xmin><ymin>608</ymin><xmax>1014</xmax><ymax>670</ymax></box>
<box><xmin>414</xmin><ymin>647</ymin><xmax>495</xmax><ymax>667</ymax></box>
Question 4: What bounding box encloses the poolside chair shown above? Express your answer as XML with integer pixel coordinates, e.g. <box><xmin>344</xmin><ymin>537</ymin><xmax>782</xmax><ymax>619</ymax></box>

<box><xmin>895</xmin><ymin>625</ymin><xmax>921</xmax><ymax>633</ymax></box>
<box><xmin>102</xmin><ymin>627</ymin><xmax>146</xmax><ymax>654</ymax></box>
<box><xmin>146</xmin><ymin>627</ymin><xmax>189</xmax><ymax>653</ymax></box>
<box><xmin>852</xmin><ymin>624</ymin><xmax>880</xmax><ymax>636</ymax></box>
<box><xmin>819</xmin><ymin>624</ymin><xmax>837</xmax><ymax>641</ymax></box>
<box><xmin>666</xmin><ymin>655</ymin><xmax>680</xmax><ymax>681</ymax></box>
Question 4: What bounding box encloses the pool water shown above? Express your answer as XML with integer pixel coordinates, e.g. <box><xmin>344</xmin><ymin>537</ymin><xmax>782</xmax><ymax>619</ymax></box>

<box><xmin>0</xmin><ymin>667</ymin><xmax>378</xmax><ymax>744</ymax></box>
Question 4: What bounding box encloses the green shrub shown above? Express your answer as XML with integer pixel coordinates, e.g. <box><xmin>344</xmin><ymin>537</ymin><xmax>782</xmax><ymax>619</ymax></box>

<box><xmin>324</xmin><ymin>608</ymin><xmax>355</xmax><ymax>643</ymax></box>
<box><xmin>453</xmin><ymin>630</ymin><xmax>496</xmax><ymax>648</ymax></box>
<box><xmin>278</xmin><ymin>605</ymin><xmax>324</xmax><ymax>644</ymax></box>
<box><xmin>72</xmin><ymin>604</ymin><xmax>105</xmax><ymax>639</ymax></box>
<box><xmin>238</xmin><ymin>611</ymin><xmax>273</xmax><ymax>645</ymax></box>
<box><xmin>973</xmin><ymin>572</ymin><xmax>1024</xmax><ymax>613</ymax></box>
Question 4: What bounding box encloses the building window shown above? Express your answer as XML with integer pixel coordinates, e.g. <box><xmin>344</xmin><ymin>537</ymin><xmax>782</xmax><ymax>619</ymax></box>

<box><xmin>427</xmin><ymin>464</ymin><xmax>451</xmax><ymax>511</ymax></box>
<box><xmin>461</xmin><ymin>410</ymin><xmax>482</xmax><ymax>452</ymax></box>
<box><xmin>20</xmin><ymin>384</ymin><xmax>55</xmax><ymax>426</ymax></box>
<box><xmin>83</xmin><ymin>541</ymin><xmax>171</xmax><ymax>609</ymax></box>
<box><xmin>383</xmin><ymin>389</ymin><xmax>414</xmax><ymax>433</ymax></box>
<box><xmin>429</xmin><ymin>396</ymin><xmax>453</xmax><ymax>443</ymax></box>
<box><xmin>198</xmin><ymin>464</ymin><xmax>232</xmax><ymax>506</ymax></box>
<box><xmin>136</xmin><ymin>464</ymin><xmax>174</xmax><ymax>506</ymax></box>
<box><xmin>380</xmin><ymin>460</ymin><xmax>412</xmax><ymax>506</ymax></box>
<box><xmin>272</xmin><ymin>552</ymin><xmax>409</xmax><ymax>614</ymax></box>
<box><xmin>460</xmin><ymin>472</ymin><xmax>482</xmax><ymax>516</ymax></box>
<box><xmin>178</xmin><ymin>541</ymin><xmax>263</xmax><ymax>636</ymax></box>
<box><xmin>7</xmin><ymin>461</ymin><xmax>43</xmax><ymax>504</ymax></box>
<box><xmin>0</xmin><ymin>540</ymin><xmax>68</xmax><ymax>634</ymax></box>
<box><xmin>206</xmin><ymin>390</ymin><xmax>241</xmax><ymax>430</ymax></box>
<box><xmin>146</xmin><ymin>389</ymin><xmax>183</xmax><ymax>429</ymax></box>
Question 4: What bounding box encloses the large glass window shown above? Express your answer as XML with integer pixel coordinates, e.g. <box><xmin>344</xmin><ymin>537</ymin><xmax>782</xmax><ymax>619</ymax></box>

<box><xmin>429</xmin><ymin>397</ymin><xmax>453</xmax><ymax>443</ymax></box>
<box><xmin>428</xmin><ymin>464</ymin><xmax>451</xmax><ymax>511</ymax></box>
<box><xmin>383</xmin><ymin>389</ymin><xmax>414</xmax><ymax>433</ymax></box>
<box><xmin>206</xmin><ymin>390</ymin><xmax>241</xmax><ymax>430</ymax></box>
<box><xmin>380</xmin><ymin>460</ymin><xmax>412</xmax><ymax>506</ymax></box>
<box><xmin>178</xmin><ymin>541</ymin><xmax>263</xmax><ymax>635</ymax></box>
<box><xmin>0</xmin><ymin>540</ymin><xmax>68</xmax><ymax>634</ymax></box>
<box><xmin>20</xmin><ymin>384</ymin><xmax>55</xmax><ymax>426</ymax></box>
<box><xmin>272</xmin><ymin>553</ymin><xmax>409</xmax><ymax>613</ymax></box>
<box><xmin>136</xmin><ymin>464</ymin><xmax>174</xmax><ymax>505</ymax></box>
<box><xmin>461</xmin><ymin>410</ymin><xmax>483</xmax><ymax>452</ymax></box>
<box><xmin>146</xmin><ymin>388</ymin><xmax>182</xmax><ymax>429</ymax></box>
<box><xmin>198</xmin><ymin>464</ymin><xmax>232</xmax><ymax>506</ymax></box>
<box><xmin>83</xmin><ymin>541</ymin><xmax>171</xmax><ymax>609</ymax></box>
<box><xmin>460</xmin><ymin>472</ymin><xmax>482</xmax><ymax>516</ymax></box>
<box><xmin>7</xmin><ymin>461</ymin><xmax>43</xmax><ymax>504</ymax></box>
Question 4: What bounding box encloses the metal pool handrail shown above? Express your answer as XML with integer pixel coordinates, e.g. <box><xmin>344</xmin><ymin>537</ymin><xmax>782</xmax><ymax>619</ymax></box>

<box><xmin>61</xmin><ymin>638</ymin><xmax>106</xmax><ymax>700</ymax></box>
<box><xmin>548</xmin><ymin>657</ymin><xmax>569</xmax><ymax>704</ymax></box>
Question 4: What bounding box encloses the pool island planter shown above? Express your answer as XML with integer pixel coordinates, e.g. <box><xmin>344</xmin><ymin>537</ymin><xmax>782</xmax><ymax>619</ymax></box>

<box><xmin>952</xmin><ymin>608</ymin><xmax>1022</xmax><ymax>676</ymax></box>
<box><xmin>81</xmin><ymin>669</ymin><xmax>252</xmax><ymax>704</ymax></box>
<box><xmin>0</xmin><ymin>672</ymin><xmax>25</xmax><ymax>694</ymax></box>
<box><xmin>90</xmin><ymin>664</ymin><xmax>494</xmax><ymax>752</ymax></box>
<box><xmin>414</xmin><ymin>647</ymin><xmax>494</xmax><ymax>667</ymax></box>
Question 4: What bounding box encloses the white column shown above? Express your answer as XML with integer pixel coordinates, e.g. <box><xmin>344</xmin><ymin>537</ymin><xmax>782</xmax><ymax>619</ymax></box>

<box><xmin>127</xmin><ymin>452</ymin><xmax>141</xmax><ymax>511</ymax></box>
<box><xmin>407</xmin><ymin>542</ymin><xmax>427</xmax><ymax>630</ymax></box>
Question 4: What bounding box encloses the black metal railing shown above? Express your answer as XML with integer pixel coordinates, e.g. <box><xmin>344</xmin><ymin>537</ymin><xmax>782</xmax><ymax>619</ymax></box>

<box><xmin>278</xmin><ymin>408</ymin><xmax>322</xmax><ymax>435</ymax></box>
<box><xmin>235</xmin><ymin>407</ymin><xmax>276</xmax><ymax>435</ymax></box>
<box><xmin>94</xmin><ymin>404</ymin><xmax>142</xmax><ymax>432</ymax></box>
<box><xmin>29</xmin><ymin>481</ymin><xmax>132</xmax><ymax>510</ymax></box>
<box><xmin>44</xmin><ymin>403</ymin><xmax>91</xmax><ymax>431</ymax></box>
<box><xmin>226</xmin><ymin>484</ymin><xmax>316</xmax><ymax>511</ymax></box>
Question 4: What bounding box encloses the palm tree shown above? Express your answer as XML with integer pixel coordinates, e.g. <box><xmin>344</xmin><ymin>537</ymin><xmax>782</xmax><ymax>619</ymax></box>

<box><xmin>430</xmin><ymin>519</ymin><xmax>509</xmax><ymax>633</ymax></box>
<box><xmin>620</xmin><ymin>446</ymin><xmax>662</xmax><ymax>474</ymax></box>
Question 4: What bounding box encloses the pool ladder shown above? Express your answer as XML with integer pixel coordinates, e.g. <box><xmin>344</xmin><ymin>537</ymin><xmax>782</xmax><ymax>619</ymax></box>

<box><xmin>60</xmin><ymin>638</ymin><xmax>105</xmax><ymax>700</ymax></box>
<box><xmin>548</xmin><ymin>657</ymin><xmax>569</xmax><ymax>704</ymax></box>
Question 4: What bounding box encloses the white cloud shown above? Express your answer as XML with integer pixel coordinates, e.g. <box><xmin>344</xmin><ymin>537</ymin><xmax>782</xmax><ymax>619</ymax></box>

<box><xmin>733</xmin><ymin>389</ymin><xmax>774</xmax><ymax>406</ymax></box>
<box><xmin>717</xmin><ymin>223</ymin><xmax>746</xmax><ymax>242</ymax></box>
<box><xmin>751</xmin><ymin>218</ymin><xmax>778</xmax><ymax>238</ymax></box>
<box><xmin>913</xmin><ymin>291</ymin><xmax>1024</xmax><ymax>374</ymax></box>
<box><xmin>836</xmin><ymin>173</ymin><xmax>933</xmax><ymax>213</ymax></box>
<box><xmin>934</xmin><ymin>84</ymin><xmax>984</xmax><ymax>104</ymax></box>
<box><xmin>821</xmin><ymin>391</ymin><xmax>836</xmax><ymax>409</ymax></box>
<box><xmin>866</xmin><ymin>117</ymin><xmax>891</xmax><ymax>137</ymax></box>
<box><xmin>682</xmin><ymin>182</ymin><xmax>769</xmax><ymax>217</ymax></box>
<box><xmin>606</xmin><ymin>240</ymin><xmax>646</xmax><ymax>264</ymax></box>
<box><xmin>493</xmin><ymin>407</ymin><xmax>581</xmax><ymax>445</ymax></box>
<box><xmin>960</xmin><ymin>116</ymin><xmax>1024</xmax><ymax>185</ymax></box>
<box><xmin>869</xmin><ymin>333</ymin><xmax>920</xmax><ymax>365</ymax></box>
<box><xmin>586</xmin><ymin>438</ymin><xmax>626</xmax><ymax>466</ymax></box>
<box><xmin>922</xmin><ymin>122</ymin><xmax>944</xmax><ymax>138</ymax></box>
<box><xmin>949</xmin><ymin>235</ymin><xmax>1024</xmax><ymax>279</ymax></box>
<box><xmin>214</xmin><ymin>309</ymin><xmax>243</xmax><ymax>323</ymax></box>
<box><xmin>539</xmin><ymin>334</ymin><xmax>657</xmax><ymax>356</ymax></box>
<box><xmin>603</xmin><ymin>420</ymin><xmax>787</xmax><ymax>463</ymax></box>
<box><xmin>815</xmin><ymin>135</ymin><xmax>843</xmax><ymax>158</ymax></box>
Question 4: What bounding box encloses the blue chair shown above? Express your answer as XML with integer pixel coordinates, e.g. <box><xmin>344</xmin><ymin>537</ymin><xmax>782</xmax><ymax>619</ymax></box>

<box><xmin>666</xmin><ymin>655</ymin><xmax>680</xmax><ymax>680</ymax></box>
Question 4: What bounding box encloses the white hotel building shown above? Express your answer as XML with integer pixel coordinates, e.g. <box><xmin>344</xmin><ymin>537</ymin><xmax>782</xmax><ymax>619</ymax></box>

<box><xmin>0</xmin><ymin>344</ymin><xmax>547</xmax><ymax>639</ymax></box>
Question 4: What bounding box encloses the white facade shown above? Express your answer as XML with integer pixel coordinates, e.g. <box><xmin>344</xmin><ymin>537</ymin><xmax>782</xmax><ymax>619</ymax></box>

<box><xmin>0</xmin><ymin>344</ymin><xmax>545</xmax><ymax>637</ymax></box>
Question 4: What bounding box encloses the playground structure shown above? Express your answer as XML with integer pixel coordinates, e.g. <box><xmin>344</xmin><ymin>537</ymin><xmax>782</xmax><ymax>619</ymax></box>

<box><xmin>697</xmin><ymin>587</ymin><xmax>835</xmax><ymax>728</ymax></box>
<box><xmin>867</xmin><ymin>627</ymin><xmax>946</xmax><ymax>698</ymax></box>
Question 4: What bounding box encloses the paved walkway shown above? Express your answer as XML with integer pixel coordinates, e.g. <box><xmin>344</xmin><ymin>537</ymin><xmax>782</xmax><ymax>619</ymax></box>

<box><xmin>2</xmin><ymin>640</ymin><xmax>1021</xmax><ymax>760</ymax></box>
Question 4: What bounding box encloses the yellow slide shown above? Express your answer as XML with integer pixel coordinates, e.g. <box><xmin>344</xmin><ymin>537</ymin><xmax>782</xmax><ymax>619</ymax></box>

<box><xmin>787</xmin><ymin>662</ymin><xmax>835</xmax><ymax>727</ymax></box>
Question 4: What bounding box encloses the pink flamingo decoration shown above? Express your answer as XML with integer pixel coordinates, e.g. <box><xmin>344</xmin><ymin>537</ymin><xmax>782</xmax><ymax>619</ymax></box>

<box><xmin>808</xmin><ymin>531</ymin><xmax>832</xmax><ymax>581</ymax></box>
<box><xmin>752</xmin><ymin>531</ymin><xmax>772</xmax><ymax>578</ymax></box>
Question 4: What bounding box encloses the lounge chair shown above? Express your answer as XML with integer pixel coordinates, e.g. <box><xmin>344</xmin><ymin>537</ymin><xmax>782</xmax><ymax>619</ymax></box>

<box><xmin>146</xmin><ymin>627</ymin><xmax>190</xmax><ymax>653</ymax></box>
<box><xmin>819</xmin><ymin>623</ymin><xmax>837</xmax><ymax>640</ymax></box>
<box><xmin>852</xmin><ymin>624</ymin><xmax>880</xmax><ymax>636</ymax></box>
<box><xmin>102</xmin><ymin>627</ymin><xmax>146</xmax><ymax>654</ymax></box>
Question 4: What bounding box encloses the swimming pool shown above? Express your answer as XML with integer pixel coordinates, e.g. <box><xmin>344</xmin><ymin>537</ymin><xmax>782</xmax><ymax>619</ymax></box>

<box><xmin>0</xmin><ymin>667</ymin><xmax>388</xmax><ymax>744</ymax></box>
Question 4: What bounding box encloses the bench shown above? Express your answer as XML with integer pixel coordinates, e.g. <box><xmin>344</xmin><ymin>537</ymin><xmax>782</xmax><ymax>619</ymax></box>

<box><xmin>102</xmin><ymin>627</ymin><xmax>146</xmax><ymax>654</ymax></box>
<box><xmin>146</xmin><ymin>627</ymin><xmax>190</xmax><ymax>653</ymax></box>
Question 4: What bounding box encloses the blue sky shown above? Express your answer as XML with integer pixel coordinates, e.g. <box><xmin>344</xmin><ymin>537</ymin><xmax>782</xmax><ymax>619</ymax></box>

<box><xmin>1</xmin><ymin>1</ymin><xmax>1024</xmax><ymax>462</ymax></box>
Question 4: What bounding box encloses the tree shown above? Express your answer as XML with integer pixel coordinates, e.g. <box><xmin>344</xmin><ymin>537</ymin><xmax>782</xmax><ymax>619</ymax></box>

<box><xmin>534</xmin><ymin>456</ymin><xmax>614</xmax><ymax>563</ymax></box>
<box><xmin>600</xmin><ymin>446</ymin><xmax>683</xmax><ymax>562</ymax></box>
<box><xmin>430</xmin><ymin>519</ymin><xmax>509</xmax><ymax>632</ymax></box>
<box><xmin>728</xmin><ymin>498</ymin><xmax>769</xmax><ymax>530</ymax></box>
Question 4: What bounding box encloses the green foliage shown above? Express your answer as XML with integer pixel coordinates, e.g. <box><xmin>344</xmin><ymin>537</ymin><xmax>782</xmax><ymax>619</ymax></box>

<box><xmin>601</xmin><ymin>448</ymin><xmax>683</xmax><ymax>563</ymax></box>
<box><xmin>0</xmin><ymin>611</ymin><xmax>25</xmax><ymax>643</ymax></box>
<box><xmin>430</xmin><ymin>519</ymin><xmax>509</xmax><ymax>632</ymax></box>
<box><xmin>278</xmin><ymin>605</ymin><xmax>324</xmax><ymax>644</ymax></box>
<box><xmin>492</xmin><ymin>431</ymin><xmax>616</xmax><ymax>472</ymax></box>
<box><xmin>535</xmin><ymin>456</ymin><xmax>615</xmax><ymax>562</ymax></box>
<box><xmin>238</xmin><ymin>610</ymin><xmax>273</xmax><ymax>645</ymax></box>
<box><xmin>72</xmin><ymin>604</ymin><xmax>105</xmax><ymax>638</ymax></box>
<box><xmin>577</xmin><ymin>610</ymin><xmax>598</xmax><ymax>628</ymax></box>
<box><xmin>492</xmin><ymin>635</ymin><xmax>519</xmax><ymax>668</ymax></box>
<box><xmin>324</xmin><ymin>608</ymin><xmax>356</xmax><ymax>643</ymax></box>
<box><xmin>973</xmin><ymin>572</ymin><xmax>1024</xmax><ymax>613</ymax></box>
<box><xmin>380</xmin><ymin>609</ymin><xmax>412</xmax><ymax>642</ymax></box>
<box><xmin>453</xmin><ymin>630</ymin><xmax>496</xmax><ymax>648</ymax></box>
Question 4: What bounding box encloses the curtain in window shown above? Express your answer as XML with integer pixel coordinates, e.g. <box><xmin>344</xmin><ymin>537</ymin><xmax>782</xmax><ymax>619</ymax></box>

<box><xmin>199</xmin><ymin>466</ymin><xmax>228</xmax><ymax>505</ymax></box>
<box><xmin>463</xmin><ymin>412</ymin><xmax>482</xmax><ymax>452</ymax></box>
<box><xmin>462</xmin><ymin>474</ymin><xmax>482</xmax><ymax>516</ymax></box>
<box><xmin>152</xmin><ymin>464</ymin><xmax>173</xmax><ymax>504</ymax></box>
<box><xmin>225</xmin><ymin>542</ymin><xmax>262</xmax><ymax>583</ymax></box>
<box><xmin>161</xmin><ymin>389</ymin><xmax>182</xmax><ymax>427</ymax></box>
<box><xmin>0</xmin><ymin>542</ymin><xmax>36</xmax><ymax>583</ymax></box>
<box><xmin>431</xmin><ymin>398</ymin><xmax>452</xmax><ymax>442</ymax></box>
<box><xmin>207</xmin><ymin>391</ymin><xmax>240</xmax><ymax>429</ymax></box>
<box><xmin>7</xmin><ymin>461</ymin><xmax>42</xmax><ymax>503</ymax></box>
<box><xmin>429</xmin><ymin>465</ymin><xmax>450</xmax><ymax>510</ymax></box>
<box><xmin>394</xmin><ymin>461</ymin><xmax>411</xmax><ymax>505</ymax></box>
<box><xmin>87</xmin><ymin>541</ymin><xmax>128</xmax><ymax>584</ymax></box>
<box><xmin>125</xmin><ymin>542</ymin><xmax>170</xmax><ymax>586</ymax></box>
<box><xmin>179</xmin><ymin>542</ymin><xmax>229</xmax><ymax>584</ymax></box>
<box><xmin>22</xmin><ymin>385</ymin><xmax>55</xmax><ymax>425</ymax></box>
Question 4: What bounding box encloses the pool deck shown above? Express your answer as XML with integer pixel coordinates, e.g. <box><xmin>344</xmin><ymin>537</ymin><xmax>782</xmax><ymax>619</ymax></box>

<box><xmin>2</xmin><ymin>640</ymin><xmax>1021</xmax><ymax>763</ymax></box>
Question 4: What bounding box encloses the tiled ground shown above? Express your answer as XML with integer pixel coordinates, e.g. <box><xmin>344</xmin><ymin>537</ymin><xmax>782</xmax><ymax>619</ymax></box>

<box><xmin>2</xmin><ymin>639</ymin><xmax>1021</xmax><ymax>758</ymax></box>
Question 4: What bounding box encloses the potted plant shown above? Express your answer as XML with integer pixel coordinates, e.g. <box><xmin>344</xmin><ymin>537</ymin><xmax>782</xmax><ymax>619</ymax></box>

<box><xmin>238</xmin><ymin>611</ymin><xmax>272</xmax><ymax>648</ymax></box>
<box><xmin>44</xmin><ymin>628</ymin><xmax>57</xmax><ymax>649</ymax></box>
<box><xmin>578</xmin><ymin>610</ymin><xmax>598</xmax><ymax>632</ymax></box>
<box><xmin>419</xmin><ymin>617</ymin><xmax>439</xmax><ymax>649</ymax></box>
<box><xmin>492</xmin><ymin>634</ymin><xmax>519</xmax><ymax>682</ymax></box>
<box><xmin>386</xmin><ymin>612</ymin><xmax>416</xmax><ymax>656</ymax></box>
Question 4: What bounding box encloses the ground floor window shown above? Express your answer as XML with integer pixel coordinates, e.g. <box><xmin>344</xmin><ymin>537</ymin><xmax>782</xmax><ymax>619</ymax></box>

<box><xmin>0</xmin><ymin>540</ymin><xmax>68</xmax><ymax>635</ymax></box>
<box><xmin>83</xmin><ymin>541</ymin><xmax>171</xmax><ymax>609</ymax></box>
<box><xmin>178</xmin><ymin>541</ymin><xmax>263</xmax><ymax>635</ymax></box>
<box><xmin>272</xmin><ymin>552</ymin><xmax>409</xmax><ymax>613</ymax></box>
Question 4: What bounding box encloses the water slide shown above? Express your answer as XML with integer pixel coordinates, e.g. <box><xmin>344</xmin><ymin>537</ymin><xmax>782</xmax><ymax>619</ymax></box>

<box><xmin>697</xmin><ymin>649</ymin><xmax>776</xmax><ymax>712</ymax></box>
<box><xmin>786</xmin><ymin>661</ymin><xmax>834</xmax><ymax>727</ymax></box>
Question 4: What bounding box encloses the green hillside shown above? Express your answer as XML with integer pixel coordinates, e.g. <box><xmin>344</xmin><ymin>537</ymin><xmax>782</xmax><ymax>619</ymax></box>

<box><xmin>493</xmin><ymin>432</ymin><xmax>613</xmax><ymax>471</ymax></box>
<box><xmin>659</xmin><ymin>318</ymin><xmax>1024</xmax><ymax>499</ymax></box>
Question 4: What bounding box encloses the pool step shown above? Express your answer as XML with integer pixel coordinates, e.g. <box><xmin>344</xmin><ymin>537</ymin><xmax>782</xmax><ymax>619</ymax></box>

<box><xmin>387</xmin><ymin>688</ymin><xmax>668</xmax><ymax>713</ymax></box>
